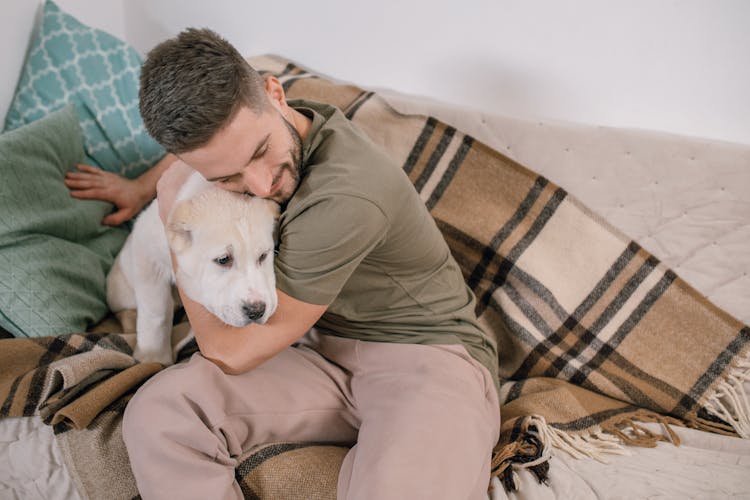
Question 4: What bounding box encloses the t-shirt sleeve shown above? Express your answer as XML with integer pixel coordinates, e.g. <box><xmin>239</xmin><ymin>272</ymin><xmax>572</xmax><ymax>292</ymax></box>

<box><xmin>274</xmin><ymin>195</ymin><xmax>388</xmax><ymax>305</ymax></box>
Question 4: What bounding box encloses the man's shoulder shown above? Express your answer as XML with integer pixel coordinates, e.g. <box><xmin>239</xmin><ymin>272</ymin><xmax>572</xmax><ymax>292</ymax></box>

<box><xmin>282</xmin><ymin>188</ymin><xmax>388</xmax><ymax>231</ymax></box>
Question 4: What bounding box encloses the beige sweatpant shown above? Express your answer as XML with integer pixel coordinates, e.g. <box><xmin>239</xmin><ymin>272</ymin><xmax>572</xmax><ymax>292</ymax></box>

<box><xmin>123</xmin><ymin>332</ymin><xmax>500</xmax><ymax>500</ymax></box>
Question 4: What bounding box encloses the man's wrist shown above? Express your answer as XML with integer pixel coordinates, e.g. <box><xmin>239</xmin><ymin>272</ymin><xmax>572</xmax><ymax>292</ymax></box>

<box><xmin>137</xmin><ymin>153</ymin><xmax>179</xmax><ymax>204</ymax></box>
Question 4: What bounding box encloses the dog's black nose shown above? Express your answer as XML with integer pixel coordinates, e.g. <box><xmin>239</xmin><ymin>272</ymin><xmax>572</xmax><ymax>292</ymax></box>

<box><xmin>242</xmin><ymin>301</ymin><xmax>266</xmax><ymax>321</ymax></box>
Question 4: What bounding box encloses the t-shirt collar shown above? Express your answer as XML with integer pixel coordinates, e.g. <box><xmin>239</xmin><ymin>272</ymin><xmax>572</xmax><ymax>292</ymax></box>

<box><xmin>288</xmin><ymin>99</ymin><xmax>333</xmax><ymax>167</ymax></box>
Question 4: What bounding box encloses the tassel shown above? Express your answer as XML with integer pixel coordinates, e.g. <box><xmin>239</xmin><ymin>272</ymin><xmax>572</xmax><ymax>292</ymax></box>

<box><xmin>602</xmin><ymin>411</ymin><xmax>686</xmax><ymax>448</ymax></box>
<box><xmin>500</xmin><ymin>467</ymin><xmax>517</xmax><ymax>492</ymax></box>
<box><xmin>690</xmin><ymin>412</ymin><xmax>737</xmax><ymax>436</ymax></box>
<box><xmin>703</xmin><ymin>356</ymin><xmax>750</xmax><ymax>438</ymax></box>
<box><xmin>626</xmin><ymin>410</ymin><xmax>683</xmax><ymax>446</ymax></box>
<box><xmin>528</xmin><ymin>461</ymin><xmax>550</xmax><ymax>485</ymax></box>
<box><xmin>491</xmin><ymin>411</ymin><xmax>689</xmax><ymax>493</ymax></box>
<box><xmin>491</xmin><ymin>418</ymin><xmax>551</xmax><ymax>492</ymax></box>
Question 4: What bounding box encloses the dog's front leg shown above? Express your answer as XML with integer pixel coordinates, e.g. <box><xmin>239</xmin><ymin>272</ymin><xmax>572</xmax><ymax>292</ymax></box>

<box><xmin>132</xmin><ymin>275</ymin><xmax>176</xmax><ymax>366</ymax></box>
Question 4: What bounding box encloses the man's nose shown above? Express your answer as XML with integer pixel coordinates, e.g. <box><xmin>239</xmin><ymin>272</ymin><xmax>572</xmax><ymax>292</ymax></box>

<box><xmin>241</xmin><ymin>166</ymin><xmax>273</xmax><ymax>198</ymax></box>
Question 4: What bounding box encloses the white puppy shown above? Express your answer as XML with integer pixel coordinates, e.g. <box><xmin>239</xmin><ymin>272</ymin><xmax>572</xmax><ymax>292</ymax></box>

<box><xmin>106</xmin><ymin>172</ymin><xmax>280</xmax><ymax>365</ymax></box>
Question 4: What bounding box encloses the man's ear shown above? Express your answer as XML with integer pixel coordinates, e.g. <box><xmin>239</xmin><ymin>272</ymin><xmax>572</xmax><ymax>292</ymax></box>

<box><xmin>166</xmin><ymin>199</ymin><xmax>193</xmax><ymax>253</ymax></box>
<box><xmin>264</xmin><ymin>75</ymin><xmax>287</xmax><ymax>110</ymax></box>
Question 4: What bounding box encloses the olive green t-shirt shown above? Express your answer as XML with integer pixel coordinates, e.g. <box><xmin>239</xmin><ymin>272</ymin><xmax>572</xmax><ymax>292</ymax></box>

<box><xmin>275</xmin><ymin>99</ymin><xmax>498</xmax><ymax>384</ymax></box>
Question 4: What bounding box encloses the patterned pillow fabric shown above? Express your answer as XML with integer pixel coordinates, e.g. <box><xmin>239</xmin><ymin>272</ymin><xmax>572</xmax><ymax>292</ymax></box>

<box><xmin>3</xmin><ymin>0</ymin><xmax>164</xmax><ymax>179</ymax></box>
<box><xmin>0</xmin><ymin>105</ymin><xmax>128</xmax><ymax>338</ymax></box>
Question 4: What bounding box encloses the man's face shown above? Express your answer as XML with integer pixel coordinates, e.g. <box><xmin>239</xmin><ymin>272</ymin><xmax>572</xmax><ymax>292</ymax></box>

<box><xmin>179</xmin><ymin>104</ymin><xmax>303</xmax><ymax>204</ymax></box>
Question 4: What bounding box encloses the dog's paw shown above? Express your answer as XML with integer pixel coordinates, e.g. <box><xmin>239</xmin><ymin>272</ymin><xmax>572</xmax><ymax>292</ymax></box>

<box><xmin>133</xmin><ymin>345</ymin><xmax>175</xmax><ymax>366</ymax></box>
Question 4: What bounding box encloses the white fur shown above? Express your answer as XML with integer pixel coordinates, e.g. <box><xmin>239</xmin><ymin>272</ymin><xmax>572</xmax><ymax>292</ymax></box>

<box><xmin>106</xmin><ymin>172</ymin><xmax>280</xmax><ymax>365</ymax></box>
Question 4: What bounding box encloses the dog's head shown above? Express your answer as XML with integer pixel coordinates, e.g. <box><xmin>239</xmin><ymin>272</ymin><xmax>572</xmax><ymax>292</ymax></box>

<box><xmin>166</xmin><ymin>189</ymin><xmax>280</xmax><ymax>326</ymax></box>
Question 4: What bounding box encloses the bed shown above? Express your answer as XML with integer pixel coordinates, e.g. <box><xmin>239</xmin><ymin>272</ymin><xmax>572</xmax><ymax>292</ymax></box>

<box><xmin>1</xmin><ymin>3</ymin><xmax>749</xmax><ymax>500</ymax></box>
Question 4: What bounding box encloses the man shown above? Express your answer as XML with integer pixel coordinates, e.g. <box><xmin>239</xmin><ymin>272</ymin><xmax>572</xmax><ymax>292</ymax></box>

<box><xmin>67</xmin><ymin>28</ymin><xmax>499</xmax><ymax>500</ymax></box>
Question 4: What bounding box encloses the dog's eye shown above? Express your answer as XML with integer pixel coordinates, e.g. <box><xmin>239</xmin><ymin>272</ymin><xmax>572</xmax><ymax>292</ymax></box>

<box><xmin>214</xmin><ymin>254</ymin><xmax>233</xmax><ymax>267</ymax></box>
<box><xmin>258</xmin><ymin>252</ymin><xmax>268</xmax><ymax>265</ymax></box>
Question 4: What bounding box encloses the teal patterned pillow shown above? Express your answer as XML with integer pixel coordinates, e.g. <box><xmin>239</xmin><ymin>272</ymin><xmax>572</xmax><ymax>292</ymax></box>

<box><xmin>0</xmin><ymin>105</ymin><xmax>128</xmax><ymax>338</ymax></box>
<box><xmin>3</xmin><ymin>0</ymin><xmax>164</xmax><ymax>179</ymax></box>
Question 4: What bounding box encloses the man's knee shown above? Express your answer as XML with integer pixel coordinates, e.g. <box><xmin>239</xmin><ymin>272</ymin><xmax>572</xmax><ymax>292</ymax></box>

<box><xmin>357</xmin><ymin>346</ymin><xmax>499</xmax><ymax>444</ymax></box>
<box><xmin>123</xmin><ymin>357</ymin><xmax>209</xmax><ymax>444</ymax></box>
<box><xmin>124</xmin><ymin>374</ymin><xmax>168</xmax><ymax>444</ymax></box>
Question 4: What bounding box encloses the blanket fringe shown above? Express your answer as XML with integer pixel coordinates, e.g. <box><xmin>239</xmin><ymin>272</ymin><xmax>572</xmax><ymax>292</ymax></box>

<box><xmin>601</xmin><ymin>410</ymin><xmax>682</xmax><ymax>448</ymax></box>
<box><xmin>703</xmin><ymin>355</ymin><xmax>750</xmax><ymax>438</ymax></box>
<box><xmin>491</xmin><ymin>411</ymin><xmax>685</xmax><ymax>492</ymax></box>
<box><xmin>490</xmin><ymin>418</ymin><xmax>552</xmax><ymax>492</ymax></box>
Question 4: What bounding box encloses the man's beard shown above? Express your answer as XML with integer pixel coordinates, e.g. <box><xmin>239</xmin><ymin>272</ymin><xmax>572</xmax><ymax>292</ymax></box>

<box><xmin>272</xmin><ymin>113</ymin><xmax>304</xmax><ymax>205</ymax></box>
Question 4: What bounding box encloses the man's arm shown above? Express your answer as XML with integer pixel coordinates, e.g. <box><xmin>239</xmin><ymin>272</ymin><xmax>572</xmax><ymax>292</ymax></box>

<box><xmin>178</xmin><ymin>284</ymin><xmax>327</xmax><ymax>375</ymax></box>
<box><xmin>129</xmin><ymin>152</ymin><xmax>179</xmax><ymax>202</ymax></box>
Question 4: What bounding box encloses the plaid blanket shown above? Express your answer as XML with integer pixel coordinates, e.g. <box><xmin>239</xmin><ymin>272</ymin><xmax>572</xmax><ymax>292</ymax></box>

<box><xmin>1</xmin><ymin>55</ymin><xmax>748</xmax><ymax>498</ymax></box>
<box><xmin>0</xmin><ymin>316</ymin><xmax>348</xmax><ymax>499</ymax></box>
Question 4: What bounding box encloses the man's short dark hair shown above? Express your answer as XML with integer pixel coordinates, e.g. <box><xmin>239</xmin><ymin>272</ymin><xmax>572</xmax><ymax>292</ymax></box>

<box><xmin>139</xmin><ymin>28</ymin><xmax>268</xmax><ymax>154</ymax></box>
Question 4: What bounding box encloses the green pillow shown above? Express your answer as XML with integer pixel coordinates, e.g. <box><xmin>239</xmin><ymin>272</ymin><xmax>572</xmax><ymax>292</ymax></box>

<box><xmin>3</xmin><ymin>0</ymin><xmax>164</xmax><ymax>179</ymax></box>
<box><xmin>0</xmin><ymin>105</ymin><xmax>128</xmax><ymax>338</ymax></box>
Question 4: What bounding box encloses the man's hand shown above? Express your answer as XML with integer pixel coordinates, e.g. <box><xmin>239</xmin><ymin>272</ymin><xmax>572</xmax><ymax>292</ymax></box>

<box><xmin>64</xmin><ymin>153</ymin><xmax>179</xmax><ymax>226</ymax></box>
<box><xmin>156</xmin><ymin>159</ymin><xmax>194</xmax><ymax>224</ymax></box>
<box><xmin>65</xmin><ymin>165</ymin><xmax>151</xmax><ymax>226</ymax></box>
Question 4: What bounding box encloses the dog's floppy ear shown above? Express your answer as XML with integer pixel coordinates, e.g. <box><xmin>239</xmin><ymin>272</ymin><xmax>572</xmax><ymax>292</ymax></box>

<box><xmin>166</xmin><ymin>199</ymin><xmax>193</xmax><ymax>253</ymax></box>
<box><xmin>267</xmin><ymin>201</ymin><xmax>281</xmax><ymax>244</ymax></box>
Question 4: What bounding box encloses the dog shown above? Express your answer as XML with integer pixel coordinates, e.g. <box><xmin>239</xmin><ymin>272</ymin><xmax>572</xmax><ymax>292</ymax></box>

<box><xmin>106</xmin><ymin>171</ymin><xmax>280</xmax><ymax>365</ymax></box>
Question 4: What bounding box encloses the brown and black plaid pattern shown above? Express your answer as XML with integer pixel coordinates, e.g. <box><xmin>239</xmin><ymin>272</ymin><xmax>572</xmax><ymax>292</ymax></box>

<box><xmin>0</xmin><ymin>55</ymin><xmax>748</xmax><ymax>497</ymax></box>
<box><xmin>254</xmin><ymin>54</ymin><xmax>749</xmax><ymax>484</ymax></box>
<box><xmin>257</xmin><ymin>54</ymin><xmax>748</xmax><ymax>415</ymax></box>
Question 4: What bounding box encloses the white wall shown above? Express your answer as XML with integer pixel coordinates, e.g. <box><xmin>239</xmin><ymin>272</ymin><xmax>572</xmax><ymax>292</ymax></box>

<box><xmin>3</xmin><ymin>0</ymin><xmax>750</xmax><ymax>145</ymax></box>
<box><xmin>56</xmin><ymin>0</ymin><xmax>126</xmax><ymax>41</ymax></box>
<box><xmin>1</xmin><ymin>1</ymin><xmax>41</xmax><ymax>124</ymax></box>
